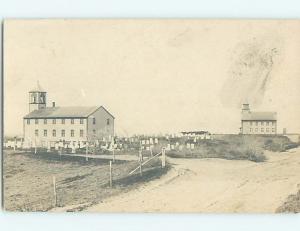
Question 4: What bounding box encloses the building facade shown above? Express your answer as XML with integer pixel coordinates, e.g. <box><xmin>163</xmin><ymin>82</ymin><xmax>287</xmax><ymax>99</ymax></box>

<box><xmin>240</xmin><ymin>103</ymin><xmax>277</xmax><ymax>135</ymax></box>
<box><xmin>23</xmin><ymin>83</ymin><xmax>114</xmax><ymax>146</ymax></box>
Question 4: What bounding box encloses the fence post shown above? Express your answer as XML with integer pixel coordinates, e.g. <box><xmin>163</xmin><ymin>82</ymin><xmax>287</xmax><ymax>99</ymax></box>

<box><xmin>140</xmin><ymin>149</ymin><xmax>144</xmax><ymax>161</ymax></box>
<box><xmin>53</xmin><ymin>176</ymin><xmax>57</xmax><ymax>207</ymax></box>
<box><xmin>161</xmin><ymin>147</ymin><xmax>166</xmax><ymax>168</ymax></box>
<box><xmin>109</xmin><ymin>161</ymin><xmax>113</xmax><ymax>187</ymax></box>
<box><xmin>139</xmin><ymin>151</ymin><xmax>143</xmax><ymax>176</ymax></box>
<box><xmin>112</xmin><ymin>148</ymin><xmax>115</xmax><ymax>162</ymax></box>
<box><xmin>34</xmin><ymin>139</ymin><xmax>37</xmax><ymax>154</ymax></box>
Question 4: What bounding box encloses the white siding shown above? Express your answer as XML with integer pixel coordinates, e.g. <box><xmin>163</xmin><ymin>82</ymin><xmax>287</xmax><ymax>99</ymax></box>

<box><xmin>24</xmin><ymin>118</ymin><xmax>88</xmax><ymax>145</ymax></box>
<box><xmin>87</xmin><ymin>107</ymin><xmax>114</xmax><ymax>141</ymax></box>
<box><xmin>242</xmin><ymin>121</ymin><xmax>277</xmax><ymax>135</ymax></box>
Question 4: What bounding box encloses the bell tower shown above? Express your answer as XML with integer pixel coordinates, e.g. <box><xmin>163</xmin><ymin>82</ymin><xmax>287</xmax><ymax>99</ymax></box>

<box><xmin>29</xmin><ymin>81</ymin><xmax>47</xmax><ymax>112</ymax></box>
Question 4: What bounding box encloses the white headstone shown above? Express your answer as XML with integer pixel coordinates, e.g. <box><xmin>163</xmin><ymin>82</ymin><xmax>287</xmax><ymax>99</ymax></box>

<box><xmin>191</xmin><ymin>143</ymin><xmax>195</xmax><ymax>150</ymax></box>
<box><xmin>150</xmin><ymin>138</ymin><xmax>153</xmax><ymax>144</ymax></box>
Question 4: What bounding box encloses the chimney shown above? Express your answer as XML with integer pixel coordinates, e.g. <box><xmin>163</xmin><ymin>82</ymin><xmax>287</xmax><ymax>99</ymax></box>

<box><xmin>52</xmin><ymin>102</ymin><xmax>56</xmax><ymax>107</ymax></box>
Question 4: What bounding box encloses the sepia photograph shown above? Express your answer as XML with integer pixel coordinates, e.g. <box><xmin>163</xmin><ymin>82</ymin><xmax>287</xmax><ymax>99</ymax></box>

<box><xmin>2</xmin><ymin>19</ymin><xmax>300</xmax><ymax>212</ymax></box>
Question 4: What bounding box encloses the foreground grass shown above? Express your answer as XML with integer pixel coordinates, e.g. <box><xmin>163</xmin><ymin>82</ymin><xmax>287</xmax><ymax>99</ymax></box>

<box><xmin>3</xmin><ymin>150</ymin><xmax>168</xmax><ymax>212</ymax></box>
<box><xmin>276</xmin><ymin>189</ymin><xmax>300</xmax><ymax>213</ymax></box>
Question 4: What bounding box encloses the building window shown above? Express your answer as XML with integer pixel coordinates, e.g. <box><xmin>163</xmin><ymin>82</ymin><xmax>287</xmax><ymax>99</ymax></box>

<box><xmin>61</xmin><ymin>130</ymin><xmax>65</xmax><ymax>137</ymax></box>
<box><xmin>61</xmin><ymin>119</ymin><xmax>65</xmax><ymax>124</ymax></box>
<box><xmin>27</xmin><ymin>119</ymin><xmax>30</xmax><ymax>125</ymax></box>
<box><xmin>35</xmin><ymin>119</ymin><xmax>39</xmax><ymax>124</ymax></box>
<box><xmin>44</xmin><ymin>130</ymin><xmax>47</xmax><ymax>137</ymax></box>
<box><xmin>80</xmin><ymin>130</ymin><xmax>84</xmax><ymax>137</ymax></box>
<box><xmin>250</xmin><ymin>122</ymin><xmax>252</xmax><ymax>126</ymax></box>
<box><xmin>107</xmin><ymin>118</ymin><xmax>110</xmax><ymax>125</ymax></box>
<box><xmin>262</xmin><ymin>122</ymin><xmax>265</xmax><ymax>126</ymax></box>
<box><xmin>71</xmin><ymin>119</ymin><xmax>74</xmax><ymax>124</ymax></box>
<box><xmin>272</xmin><ymin>121</ymin><xmax>275</xmax><ymax>126</ymax></box>
<box><xmin>93</xmin><ymin>129</ymin><xmax>96</xmax><ymax>135</ymax></box>
<box><xmin>255</xmin><ymin>122</ymin><xmax>258</xmax><ymax>126</ymax></box>
<box><xmin>272</xmin><ymin>128</ymin><xmax>275</xmax><ymax>133</ymax></box>
<box><xmin>35</xmin><ymin>129</ymin><xmax>39</xmax><ymax>136</ymax></box>
<box><xmin>44</xmin><ymin>119</ymin><xmax>47</xmax><ymax>124</ymax></box>
<box><xmin>266</xmin><ymin>121</ymin><xmax>269</xmax><ymax>126</ymax></box>
<box><xmin>266</xmin><ymin>128</ymin><xmax>269</xmax><ymax>133</ymax></box>
<box><xmin>261</xmin><ymin>128</ymin><xmax>264</xmax><ymax>132</ymax></box>
<box><xmin>71</xmin><ymin>130</ymin><xmax>74</xmax><ymax>137</ymax></box>
<box><xmin>80</xmin><ymin>119</ymin><xmax>84</xmax><ymax>124</ymax></box>
<box><xmin>52</xmin><ymin>129</ymin><xmax>56</xmax><ymax>137</ymax></box>
<box><xmin>255</xmin><ymin>128</ymin><xmax>258</xmax><ymax>132</ymax></box>
<box><xmin>53</xmin><ymin>119</ymin><xmax>56</xmax><ymax>124</ymax></box>
<box><xmin>93</xmin><ymin>118</ymin><xmax>96</xmax><ymax>124</ymax></box>
<box><xmin>250</xmin><ymin>128</ymin><xmax>252</xmax><ymax>132</ymax></box>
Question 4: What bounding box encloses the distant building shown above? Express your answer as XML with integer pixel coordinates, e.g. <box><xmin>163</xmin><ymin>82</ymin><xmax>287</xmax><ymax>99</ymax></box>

<box><xmin>23</xmin><ymin>82</ymin><xmax>114</xmax><ymax>146</ymax></box>
<box><xmin>181</xmin><ymin>131</ymin><xmax>211</xmax><ymax>139</ymax></box>
<box><xmin>240</xmin><ymin>103</ymin><xmax>277</xmax><ymax>135</ymax></box>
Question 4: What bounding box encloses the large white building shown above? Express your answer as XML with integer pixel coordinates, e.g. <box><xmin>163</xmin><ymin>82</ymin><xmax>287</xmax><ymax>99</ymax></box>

<box><xmin>23</xmin><ymin>82</ymin><xmax>114</xmax><ymax>146</ymax></box>
<box><xmin>240</xmin><ymin>103</ymin><xmax>277</xmax><ymax>135</ymax></box>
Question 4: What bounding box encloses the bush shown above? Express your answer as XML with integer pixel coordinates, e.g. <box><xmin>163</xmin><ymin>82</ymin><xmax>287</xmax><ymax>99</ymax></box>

<box><xmin>245</xmin><ymin>148</ymin><xmax>266</xmax><ymax>162</ymax></box>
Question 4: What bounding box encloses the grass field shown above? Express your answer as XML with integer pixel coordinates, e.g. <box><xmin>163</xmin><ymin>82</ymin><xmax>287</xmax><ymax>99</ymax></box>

<box><xmin>3</xmin><ymin>150</ymin><xmax>168</xmax><ymax>212</ymax></box>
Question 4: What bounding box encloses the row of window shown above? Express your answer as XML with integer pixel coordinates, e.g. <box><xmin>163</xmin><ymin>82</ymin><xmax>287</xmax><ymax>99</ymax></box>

<box><xmin>34</xmin><ymin>129</ymin><xmax>98</xmax><ymax>137</ymax></box>
<box><xmin>249</xmin><ymin>128</ymin><xmax>275</xmax><ymax>133</ymax></box>
<box><xmin>35</xmin><ymin>129</ymin><xmax>84</xmax><ymax>137</ymax></box>
<box><xmin>28</xmin><ymin>118</ymin><xmax>85</xmax><ymax>125</ymax></box>
<box><xmin>249</xmin><ymin>121</ymin><xmax>275</xmax><ymax>126</ymax></box>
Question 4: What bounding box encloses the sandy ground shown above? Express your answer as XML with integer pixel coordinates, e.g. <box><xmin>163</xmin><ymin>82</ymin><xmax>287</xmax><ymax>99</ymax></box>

<box><xmin>87</xmin><ymin>148</ymin><xmax>300</xmax><ymax>213</ymax></box>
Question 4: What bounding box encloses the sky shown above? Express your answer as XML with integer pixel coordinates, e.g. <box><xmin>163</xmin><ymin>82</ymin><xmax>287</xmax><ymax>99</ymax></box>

<box><xmin>4</xmin><ymin>19</ymin><xmax>300</xmax><ymax>136</ymax></box>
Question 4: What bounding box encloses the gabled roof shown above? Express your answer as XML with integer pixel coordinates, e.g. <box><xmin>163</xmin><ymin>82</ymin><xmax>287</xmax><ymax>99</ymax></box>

<box><xmin>241</xmin><ymin>111</ymin><xmax>277</xmax><ymax>121</ymax></box>
<box><xmin>24</xmin><ymin>106</ymin><xmax>114</xmax><ymax>119</ymax></box>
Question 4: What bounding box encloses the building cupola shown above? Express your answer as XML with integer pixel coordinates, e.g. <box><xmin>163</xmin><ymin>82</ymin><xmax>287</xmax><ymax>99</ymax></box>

<box><xmin>29</xmin><ymin>81</ymin><xmax>47</xmax><ymax>112</ymax></box>
<box><xmin>242</xmin><ymin>103</ymin><xmax>250</xmax><ymax>114</ymax></box>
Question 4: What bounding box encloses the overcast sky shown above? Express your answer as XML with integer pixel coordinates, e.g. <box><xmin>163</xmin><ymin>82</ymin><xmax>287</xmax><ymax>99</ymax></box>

<box><xmin>4</xmin><ymin>19</ymin><xmax>300</xmax><ymax>136</ymax></box>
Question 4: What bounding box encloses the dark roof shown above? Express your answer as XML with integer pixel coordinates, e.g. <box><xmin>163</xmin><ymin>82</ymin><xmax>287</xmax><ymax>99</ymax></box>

<box><xmin>24</xmin><ymin>106</ymin><xmax>114</xmax><ymax>119</ymax></box>
<box><xmin>241</xmin><ymin>111</ymin><xmax>277</xmax><ymax>121</ymax></box>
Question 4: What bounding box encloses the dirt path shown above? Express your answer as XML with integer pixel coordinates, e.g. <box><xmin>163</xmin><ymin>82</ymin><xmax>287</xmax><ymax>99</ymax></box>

<box><xmin>87</xmin><ymin>148</ymin><xmax>300</xmax><ymax>213</ymax></box>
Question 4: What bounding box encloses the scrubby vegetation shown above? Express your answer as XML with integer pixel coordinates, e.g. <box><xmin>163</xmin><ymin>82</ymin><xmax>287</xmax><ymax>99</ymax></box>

<box><xmin>276</xmin><ymin>189</ymin><xmax>300</xmax><ymax>213</ymax></box>
<box><xmin>167</xmin><ymin>135</ymin><xmax>298</xmax><ymax>162</ymax></box>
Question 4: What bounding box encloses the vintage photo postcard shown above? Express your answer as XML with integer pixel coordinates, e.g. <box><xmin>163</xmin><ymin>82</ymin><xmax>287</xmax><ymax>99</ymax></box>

<box><xmin>2</xmin><ymin>19</ymin><xmax>300</xmax><ymax>212</ymax></box>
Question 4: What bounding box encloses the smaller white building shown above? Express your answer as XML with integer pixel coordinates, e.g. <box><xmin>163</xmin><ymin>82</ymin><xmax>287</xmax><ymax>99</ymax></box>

<box><xmin>240</xmin><ymin>103</ymin><xmax>277</xmax><ymax>135</ymax></box>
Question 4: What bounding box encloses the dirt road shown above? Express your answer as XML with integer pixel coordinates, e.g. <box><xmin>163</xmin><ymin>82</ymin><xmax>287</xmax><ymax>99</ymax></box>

<box><xmin>87</xmin><ymin>148</ymin><xmax>300</xmax><ymax>212</ymax></box>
